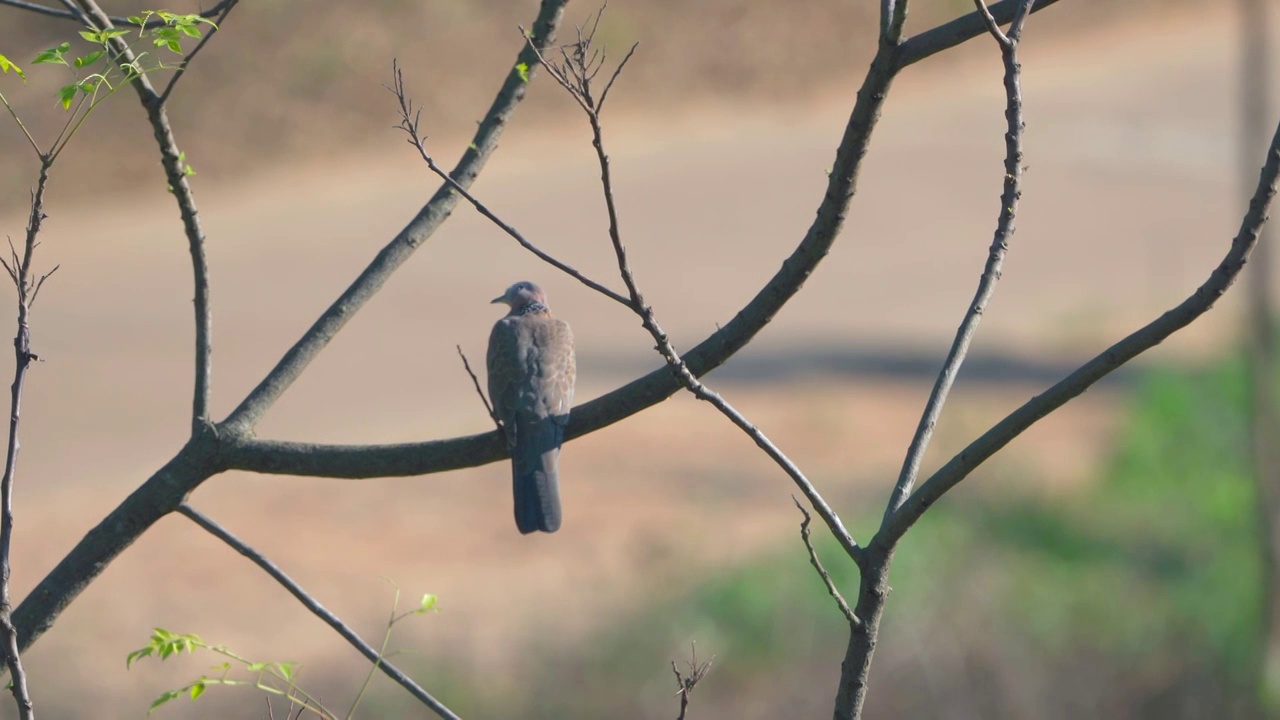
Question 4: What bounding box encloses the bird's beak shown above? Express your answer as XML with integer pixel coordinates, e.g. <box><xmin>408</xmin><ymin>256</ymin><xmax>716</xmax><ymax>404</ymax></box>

<box><xmin>491</xmin><ymin>294</ymin><xmax>506</xmax><ymax>304</ymax></box>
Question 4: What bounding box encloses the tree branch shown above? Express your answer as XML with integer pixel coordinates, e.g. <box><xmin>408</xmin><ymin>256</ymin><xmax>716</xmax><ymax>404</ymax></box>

<box><xmin>794</xmin><ymin>497</ymin><xmax>857</xmax><ymax>625</ymax></box>
<box><xmin>880</xmin><ymin>114</ymin><xmax>1280</xmax><ymax>547</ymax></box>
<box><xmin>14</xmin><ymin>438</ymin><xmax>221</xmax><ymax>652</ymax></box>
<box><xmin>882</xmin><ymin>0</ymin><xmax>1030</xmax><ymax>526</ymax></box>
<box><xmin>220</xmin><ymin>0</ymin><xmax>570</xmax><ymax>435</ymax></box>
<box><xmin>176</xmin><ymin>504</ymin><xmax>461</xmax><ymax>720</ymax></box>
<box><xmin>69</xmin><ymin>0</ymin><xmax>215</xmax><ymax>435</ymax></box>
<box><xmin>898</xmin><ymin>0</ymin><xmax>1061</xmax><ymax>67</ymax></box>
<box><xmin>0</xmin><ymin>0</ymin><xmax>234</xmax><ymax>27</ymax></box>
<box><xmin>0</xmin><ymin>158</ymin><xmax>53</xmax><ymax>720</ymax></box>
<box><xmin>158</xmin><ymin>0</ymin><xmax>242</xmax><ymax>105</ymax></box>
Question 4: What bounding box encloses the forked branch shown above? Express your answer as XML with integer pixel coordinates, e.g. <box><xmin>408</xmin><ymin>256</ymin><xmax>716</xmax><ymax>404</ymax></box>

<box><xmin>883</xmin><ymin>0</ymin><xmax>1034</xmax><ymax>525</ymax></box>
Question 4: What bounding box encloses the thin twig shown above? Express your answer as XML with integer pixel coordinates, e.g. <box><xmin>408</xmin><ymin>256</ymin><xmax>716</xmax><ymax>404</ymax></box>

<box><xmin>387</xmin><ymin>62</ymin><xmax>630</xmax><ymax>308</ymax></box>
<box><xmin>881</xmin><ymin>0</ymin><xmax>1033</xmax><ymax>526</ymax></box>
<box><xmin>158</xmin><ymin>0</ymin><xmax>242</xmax><ymax>105</ymax></box>
<box><xmin>457</xmin><ymin>345</ymin><xmax>500</xmax><ymax>430</ymax></box>
<box><xmin>176</xmin><ymin>504</ymin><xmax>461</xmax><ymax>720</ymax></box>
<box><xmin>793</xmin><ymin>497</ymin><xmax>857</xmax><ymax>625</ymax></box>
<box><xmin>671</xmin><ymin>642</ymin><xmax>713</xmax><ymax>720</ymax></box>
<box><xmin>0</xmin><ymin>0</ymin><xmax>233</xmax><ymax>26</ymax></box>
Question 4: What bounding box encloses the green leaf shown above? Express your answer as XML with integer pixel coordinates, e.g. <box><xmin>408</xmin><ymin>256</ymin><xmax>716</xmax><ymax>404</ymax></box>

<box><xmin>246</xmin><ymin>662</ymin><xmax>266</xmax><ymax>673</ymax></box>
<box><xmin>189</xmin><ymin>681</ymin><xmax>205</xmax><ymax>700</ymax></box>
<box><xmin>103</xmin><ymin>29</ymin><xmax>129</xmax><ymax>40</ymax></box>
<box><xmin>126</xmin><ymin>646</ymin><xmax>154</xmax><ymax>669</ymax></box>
<box><xmin>57</xmin><ymin>83</ymin><xmax>77</xmax><ymax>109</ymax></box>
<box><xmin>33</xmin><ymin>42</ymin><xmax>70</xmax><ymax>66</ymax></box>
<box><xmin>148</xmin><ymin>689</ymin><xmax>181</xmax><ymax>713</ymax></box>
<box><xmin>178</xmin><ymin>24</ymin><xmax>203</xmax><ymax>38</ymax></box>
<box><xmin>0</xmin><ymin>54</ymin><xmax>25</xmax><ymax>81</ymax></box>
<box><xmin>415</xmin><ymin>593</ymin><xmax>439</xmax><ymax>614</ymax></box>
<box><xmin>515</xmin><ymin>62</ymin><xmax>530</xmax><ymax>83</ymax></box>
<box><xmin>166</xmin><ymin>39</ymin><xmax>183</xmax><ymax>54</ymax></box>
<box><xmin>78</xmin><ymin>30</ymin><xmax>100</xmax><ymax>43</ymax></box>
<box><xmin>74</xmin><ymin>51</ymin><xmax>104</xmax><ymax>69</ymax></box>
<box><xmin>277</xmin><ymin>661</ymin><xmax>297</xmax><ymax>682</ymax></box>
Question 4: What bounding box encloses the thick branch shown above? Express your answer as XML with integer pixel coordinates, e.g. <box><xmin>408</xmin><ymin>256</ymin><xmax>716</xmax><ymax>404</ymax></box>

<box><xmin>883</xmin><ymin>0</ymin><xmax>1029</xmax><ymax>525</ymax></box>
<box><xmin>899</xmin><ymin>0</ymin><xmax>1061</xmax><ymax>67</ymax></box>
<box><xmin>177</xmin><ymin>505</ymin><xmax>461</xmax><ymax>720</ymax></box>
<box><xmin>13</xmin><ymin>438</ymin><xmax>222</xmax><ymax>652</ymax></box>
<box><xmin>880</xmin><ymin>116</ymin><xmax>1280</xmax><ymax>547</ymax></box>
<box><xmin>220</xmin><ymin>0</ymin><xmax>569</xmax><ymax>435</ymax></box>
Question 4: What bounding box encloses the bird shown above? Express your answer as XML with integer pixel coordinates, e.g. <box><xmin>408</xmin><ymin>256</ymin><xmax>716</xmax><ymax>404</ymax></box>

<box><xmin>486</xmin><ymin>281</ymin><xmax>576</xmax><ymax>534</ymax></box>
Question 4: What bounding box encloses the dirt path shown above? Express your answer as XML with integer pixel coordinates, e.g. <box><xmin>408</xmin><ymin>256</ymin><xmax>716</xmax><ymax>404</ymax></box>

<box><xmin>0</xmin><ymin>3</ymin><xmax>1270</xmax><ymax>713</ymax></box>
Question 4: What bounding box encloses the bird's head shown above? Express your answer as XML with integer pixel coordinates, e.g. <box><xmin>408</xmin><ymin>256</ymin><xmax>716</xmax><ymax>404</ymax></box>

<box><xmin>492</xmin><ymin>281</ymin><xmax>548</xmax><ymax>312</ymax></box>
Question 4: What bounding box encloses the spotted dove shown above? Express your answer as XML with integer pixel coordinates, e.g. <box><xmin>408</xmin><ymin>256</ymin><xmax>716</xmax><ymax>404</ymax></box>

<box><xmin>487</xmin><ymin>281</ymin><xmax>576</xmax><ymax>534</ymax></box>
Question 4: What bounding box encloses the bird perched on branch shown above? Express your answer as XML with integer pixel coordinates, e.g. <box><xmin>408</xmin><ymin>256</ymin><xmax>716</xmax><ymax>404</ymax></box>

<box><xmin>487</xmin><ymin>281</ymin><xmax>576</xmax><ymax>534</ymax></box>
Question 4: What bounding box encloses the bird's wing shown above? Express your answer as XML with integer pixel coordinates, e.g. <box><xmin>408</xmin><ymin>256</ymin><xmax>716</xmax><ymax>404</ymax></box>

<box><xmin>532</xmin><ymin>316</ymin><xmax>575</xmax><ymax>425</ymax></box>
<box><xmin>486</xmin><ymin>317</ymin><xmax>520</xmax><ymax>446</ymax></box>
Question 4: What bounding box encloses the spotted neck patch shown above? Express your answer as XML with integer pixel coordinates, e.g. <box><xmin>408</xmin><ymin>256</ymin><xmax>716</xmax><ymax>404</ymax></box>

<box><xmin>513</xmin><ymin>302</ymin><xmax>549</xmax><ymax>316</ymax></box>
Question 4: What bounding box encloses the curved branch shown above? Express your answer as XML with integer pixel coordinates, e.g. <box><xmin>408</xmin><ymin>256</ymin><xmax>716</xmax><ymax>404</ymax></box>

<box><xmin>220</xmin><ymin>0</ymin><xmax>570</xmax><ymax>435</ymax></box>
<box><xmin>70</xmin><ymin>0</ymin><xmax>215</xmax><ymax>433</ymax></box>
<box><xmin>879</xmin><ymin>116</ymin><xmax>1280</xmax><ymax>547</ymax></box>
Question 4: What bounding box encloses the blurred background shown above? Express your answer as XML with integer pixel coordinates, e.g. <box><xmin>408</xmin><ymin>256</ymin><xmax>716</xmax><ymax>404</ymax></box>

<box><xmin>0</xmin><ymin>0</ymin><xmax>1277</xmax><ymax>717</ymax></box>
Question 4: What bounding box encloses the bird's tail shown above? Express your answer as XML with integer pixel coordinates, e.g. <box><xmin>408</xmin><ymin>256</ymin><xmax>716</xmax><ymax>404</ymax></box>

<box><xmin>513</xmin><ymin>420</ymin><xmax>563</xmax><ymax>534</ymax></box>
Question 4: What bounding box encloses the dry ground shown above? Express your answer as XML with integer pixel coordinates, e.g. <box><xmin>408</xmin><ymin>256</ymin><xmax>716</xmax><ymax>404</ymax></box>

<box><xmin>0</xmin><ymin>1</ymin><xmax>1272</xmax><ymax>715</ymax></box>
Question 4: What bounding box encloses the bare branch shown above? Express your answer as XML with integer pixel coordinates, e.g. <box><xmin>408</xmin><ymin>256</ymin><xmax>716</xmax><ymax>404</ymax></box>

<box><xmin>221</xmin><ymin>0</ymin><xmax>570</xmax><ymax>435</ymax></box>
<box><xmin>1007</xmin><ymin>0</ymin><xmax>1036</xmax><ymax>41</ymax></box>
<box><xmin>28</xmin><ymin>265</ymin><xmax>59</xmax><ymax>308</ymax></box>
<box><xmin>0</xmin><ymin>0</ymin><xmax>234</xmax><ymax>27</ymax></box>
<box><xmin>387</xmin><ymin>62</ymin><xmax>630</xmax><ymax>307</ymax></box>
<box><xmin>880</xmin><ymin>115</ymin><xmax>1280</xmax><ymax>546</ymax></box>
<box><xmin>158</xmin><ymin>0</ymin><xmax>242</xmax><ymax>105</ymax></box>
<box><xmin>898</xmin><ymin>0</ymin><xmax>1062</xmax><ymax>67</ymax></box>
<box><xmin>882</xmin><ymin>0</ymin><xmax>1032</xmax><ymax>525</ymax></box>
<box><xmin>671</xmin><ymin>642</ymin><xmax>714</xmax><ymax>720</ymax></box>
<box><xmin>176</xmin><ymin>504</ymin><xmax>461</xmax><ymax>720</ymax></box>
<box><xmin>457</xmin><ymin>345</ymin><xmax>500</xmax><ymax>430</ymax></box>
<box><xmin>0</xmin><ymin>159</ymin><xmax>53</xmax><ymax>720</ymax></box>
<box><xmin>793</xmin><ymin>497</ymin><xmax>857</xmax><ymax>625</ymax></box>
<box><xmin>69</xmin><ymin>0</ymin><xmax>214</xmax><ymax>434</ymax></box>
